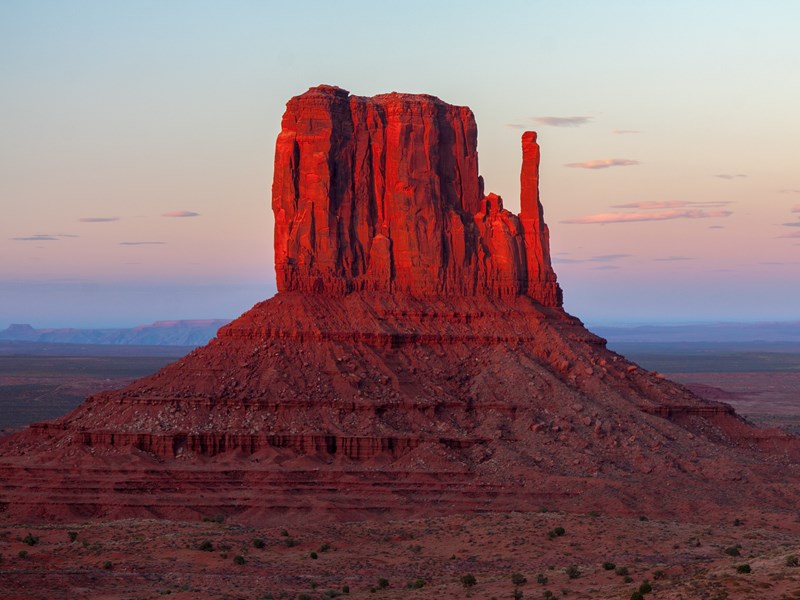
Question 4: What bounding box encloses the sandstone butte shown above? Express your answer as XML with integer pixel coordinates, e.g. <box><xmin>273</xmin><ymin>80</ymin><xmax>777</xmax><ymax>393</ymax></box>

<box><xmin>1</xmin><ymin>85</ymin><xmax>799</xmax><ymax>525</ymax></box>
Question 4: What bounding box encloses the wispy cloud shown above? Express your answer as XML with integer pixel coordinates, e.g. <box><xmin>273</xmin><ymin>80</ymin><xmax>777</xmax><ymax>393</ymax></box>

<box><xmin>779</xmin><ymin>189</ymin><xmax>800</xmax><ymax>194</ymax></box>
<box><xmin>654</xmin><ymin>256</ymin><xmax>695</xmax><ymax>262</ymax></box>
<box><xmin>793</xmin><ymin>205</ymin><xmax>800</xmax><ymax>213</ymax></box>
<box><xmin>161</xmin><ymin>210</ymin><xmax>199</xmax><ymax>218</ymax></box>
<box><xmin>591</xmin><ymin>265</ymin><xmax>619</xmax><ymax>270</ymax></box>
<box><xmin>612</xmin><ymin>129</ymin><xmax>640</xmax><ymax>135</ymax></box>
<box><xmin>778</xmin><ymin>231</ymin><xmax>800</xmax><ymax>238</ymax></box>
<box><xmin>553</xmin><ymin>253</ymin><xmax>630</xmax><ymax>264</ymax></box>
<box><xmin>563</xmin><ymin>209</ymin><xmax>733</xmax><ymax>225</ymax></box>
<box><xmin>565</xmin><ymin>158</ymin><xmax>639</xmax><ymax>169</ymax></box>
<box><xmin>783</xmin><ymin>222</ymin><xmax>800</xmax><ymax>227</ymax></box>
<box><xmin>714</xmin><ymin>174</ymin><xmax>747</xmax><ymax>180</ymax></box>
<box><xmin>79</xmin><ymin>217</ymin><xmax>118</xmax><ymax>223</ymax></box>
<box><xmin>533</xmin><ymin>116</ymin><xmax>592</xmax><ymax>128</ymax></box>
<box><xmin>120</xmin><ymin>241</ymin><xmax>166</xmax><ymax>245</ymax></box>
<box><xmin>709</xmin><ymin>225</ymin><xmax>725</xmax><ymax>229</ymax></box>
<box><xmin>611</xmin><ymin>200</ymin><xmax>732</xmax><ymax>209</ymax></box>
<box><xmin>12</xmin><ymin>235</ymin><xmax>60</xmax><ymax>241</ymax></box>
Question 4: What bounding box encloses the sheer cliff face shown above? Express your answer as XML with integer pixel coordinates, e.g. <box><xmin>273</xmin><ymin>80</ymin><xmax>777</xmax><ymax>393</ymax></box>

<box><xmin>272</xmin><ymin>85</ymin><xmax>562</xmax><ymax>306</ymax></box>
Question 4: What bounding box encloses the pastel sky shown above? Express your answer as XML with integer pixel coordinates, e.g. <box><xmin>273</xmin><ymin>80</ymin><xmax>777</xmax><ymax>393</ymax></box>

<box><xmin>2</xmin><ymin>1</ymin><xmax>799</xmax><ymax>327</ymax></box>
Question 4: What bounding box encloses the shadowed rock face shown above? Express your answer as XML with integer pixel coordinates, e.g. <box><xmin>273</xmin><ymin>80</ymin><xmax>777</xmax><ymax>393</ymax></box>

<box><xmin>0</xmin><ymin>86</ymin><xmax>798</xmax><ymax>525</ymax></box>
<box><xmin>273</xmin><ymin>85</ymin><xmax>561</xmax><ymax>306</ymax></box>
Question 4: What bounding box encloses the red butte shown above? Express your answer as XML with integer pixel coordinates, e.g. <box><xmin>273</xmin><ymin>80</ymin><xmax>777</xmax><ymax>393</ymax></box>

<box><xmin>0</xmin><ymin>86</ymin><xmax>798</xmax><ymax>525</ymax></box>
<box><xmin>273</xmin><ymin>85</ymin><xmax>560</xmax><ymax>305</ymax></box>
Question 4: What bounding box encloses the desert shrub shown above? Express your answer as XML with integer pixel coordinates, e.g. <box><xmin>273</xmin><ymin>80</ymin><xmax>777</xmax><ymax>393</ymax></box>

<box><xmin>615</xmin><ymin>566</ymin><xmax>629</xmax><ymax>577</ymax></box>
<box><xmin>638</xmin><ymin>580</ymin><xmax>652</xmax><ymax>593</ymax></box>
<box><xmin>724</xmin><ymin>545</ymin><xmax>741</xmax><ymax>557</ymax></box>
<box><xmin>68</xmin><ymin>531</ymin><xmax>78</xmax><ymax>542</ymax></box>
<box><xmin>511</xmin><ymin>573</ymin><xmax>527</xmax><ymax>585</ymax></box>
<box><xmin>18</xmin><ymin>550</ymin><xmax>29</xmax><ymax>559</ymax></box>
<box><xmin>310</xmin><ymin>552</ymin><xmax>318</xmax><ymax>559</ymax></box>
<box><xmin>733</xmin><ymin>518</ymin><xmax>743</xmax><ymax>526</ymax></box>
<box><xmin>460</xmin><ymin>573</ymin><xmax>477</xmax><ymax>588</ymax></box>
<box><xmin>280</xmin><ymin>529</ymin><xmax>289</xmax><ymax>536</ymax></box>
<box><xmin>630</xmin><ymin>592</ymin><xmax>645</xmax><ymax>600</ymax></box>
<box><xmin>735</xmin><ymin>564</ymin><xmax>751</xmax><ymax>574</ymax></box>
<box><xmin>513</xmin><ymin>588</ymin><xmax>523</xmax><ymax>599</ymax></box>
<box><xmin>564</xmin><ymin>565</ymin><xmax>580</xmax><ymax>579</ymax></box>
<box><xmin>319</xmin><ymin>543</ymin><xmax>331</xmax><ymax>552</ymax></box>
<box><xmin>233</xmin><ymin>555</ymin><xmax>245</xmax><ymax>565</ymax></box>
<box><xmin>284</xmin><ymin>538</ymin><xmax>297</xmax><ymax>548</ymax></box>
<box><xmin>323</xmin><ymin>591</ymin><xmax>340</xmax><ymax>598</ymax></box>
<box><xmin>536</xmin><ymin>573</ymin><xmax>548</xmax><ymax>584</ymax></box>
<box><xmin>407</xmin><ymin>579</ymin><xmax>425</xmax><ymax>589</ymax></box>
<box><xmin>297</xmin><ymin>595</ymin><xmax>312</xmax><ymax>600</ymax></box>
<box><xmin>624</xmin><ymin>576</ymin><xmax>633</xmax><ymax>583</ymax></box>
<box><xmin>553</xmin><ymin>527</ymin><xmax>565</xmax><ymax>536</ymax></box>
<box><xmin>22</xmin><ymin>533</ymin><xmax>39</xmax><ymax>546</ymax></box>
<box><xmin>786</xmin><ymin>554</ymin><xmax>799</xmax><ymax>567</ymax></box>
<box><xmin>652</xmin><ymin>570</ymin><xmax>666</xmax><ymax>580</ymax></box>
<box><xmin>588</xmin><ymin>510</ymin><xmax>600</xmax><ymax>518</ymax></box>
<box><xmin>602</xmin><ymin>562</ymin><xmax>615</xmax><ymax>570</ymax></box>
<box><xmin>198</xmin><ymin>540</ymin><xmax>214</xmax><ymax>552</ymax></box>
<box><xmin>638</xmin><ymin>516</ymin><xmax>649</xmax><ymax>522</ymax></box>
<box><xmin>377</xmin><ymin>577</ymin><xmax>389</xmax><ymax>589</ymax></box>
<box><xmin>342</xmin><ymin>585</ymin><xmax>350</xmax><ymax>594</ymax></box>
<box><xmin>543</xmin><ymin>591</ymin><xmax>554</xmax><ymax>599</ymax></box>
<box><xmin>202</xmin><ymin>514</ymin><xmax>225</xmax><ymax>523</ymax></box>
<box><xmin>253</xmin><ymin>538</ymin><xmax>265</xmax><ymax>549</ymax></box>
<box><xmin>103</xmin><ymin>560</ymin><xmax>113</xmax><ymax>570</ymax></box>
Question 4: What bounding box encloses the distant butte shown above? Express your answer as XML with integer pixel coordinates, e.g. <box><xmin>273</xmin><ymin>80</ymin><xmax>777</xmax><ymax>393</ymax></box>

<box><xmin>0</xmin><ymin>85</ymin><xmax>798</xmax><ymax>525</ymax></box>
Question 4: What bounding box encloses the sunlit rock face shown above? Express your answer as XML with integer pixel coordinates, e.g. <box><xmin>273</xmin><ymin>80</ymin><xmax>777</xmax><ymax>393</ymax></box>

<box><xmin>272</xmin><ymin>85</ymin><xmax>561</xmax><ymax>306</ymax></box>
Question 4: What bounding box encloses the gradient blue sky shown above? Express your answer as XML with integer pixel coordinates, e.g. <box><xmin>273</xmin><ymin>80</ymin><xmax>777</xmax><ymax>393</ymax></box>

<box><xmin>2</xmin><ymin>1</ymin><xmax>799</xmax><ymax>327</ymax></box>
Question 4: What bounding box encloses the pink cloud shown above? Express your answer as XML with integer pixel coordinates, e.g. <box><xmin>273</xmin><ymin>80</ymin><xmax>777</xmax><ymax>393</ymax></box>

<box><xmin>612</xmin><ymin>129</ymin><xmax>640</xmax><ymax>134</ymax></box>
<box><xmin>161</xmin><ymin>211</ymin><xmax>199</xmax><ymax>218</ymax></box>
<box><xmin>611</xmin><ymin>200</ymin><xmax>732</xmax><ymax>210</ymax></box>
<box><xmin>534</xmin><ymin>116</ymin><xmax>591</xmax><ymax>127</ymax></box>
<box><xmin>562</xmin><ymin>209</ymin><xmax>733</xmax><ymax>225</ymax></box>
<box><xmin>778</xmin><ymin>231</ymin><xmax>800</xmax><ymax>238</ymax></box>
<box><xmin>565</xmin><ymin>158</ymin><xmax>639</xmax><ymax>169</ymax></box>
<box><xmin>714</xmin><ymin>174</ymin><xmax>747</xmax><ymax>180</ymax></box>
<box><xmin>79</xmin><ymin>217</ymin><xmax>118</xmax><ymax>223</ymax></box>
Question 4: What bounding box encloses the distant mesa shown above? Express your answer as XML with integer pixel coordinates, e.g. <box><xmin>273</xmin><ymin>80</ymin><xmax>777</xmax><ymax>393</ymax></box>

<box><xmin>0</xmin><ymin>85</ymin><xmax>798</xmax><ymax>525</ymax></box>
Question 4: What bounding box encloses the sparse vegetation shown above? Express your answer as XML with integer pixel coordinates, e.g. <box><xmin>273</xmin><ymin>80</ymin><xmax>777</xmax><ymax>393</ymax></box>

<box><xmin>319</xmin><ymin>543</ymin><xmax>331</xmax><ymax>552</ymax></box>
<box><xmin>511</xmin><ymin>573</ymin><xmax>527</xmax><ymax>585</ymax></box>
<box><xmin>652</xmin><ymin>570</ymin><xmax>666</xmax><ymax>580</ymax></box>
<box><xmin>18</xmin><ymin>550</ymin><xmax>29</xmax><ymax>559</ymax></box>
<box><xmin>103</xmin><ymin>560</ymin><xmax>113</xmax><ymax>570</ymax></box>
<box><xmin>233</xmin><ymin>555</ymin><xmax>245</xmax><ymax>565</ymax></box>
<box><xmin>615</xmin><ymin>566</ymin><xmax>629</xmax><ymax>577</ymax></box>
<box><xmin>377</xmin><ymin>577</ymin><xmax>389</xmax><ymax>589</ymax></box>
<box><xmin>638</xmin><ymin>580</ymin><xmax>652</xmax><ymax>593</ymax></box>
<box><xmin>536</xmin><ymin>573</ymin><xmax>548</xmax><ymax>585</ymax></box>
<box><xmin>198</xmin><ymin>540</ymin><xmax>214</xmax><ymax>552</ymax></box>
<box><xmin>68</xmin><ymin>531</ymin><xmax>78</xmax><ymax>542</ymax></box>
<box><xmin>735</xmin><ymin>563</ymin><xmax>751</xmax><ymax>574</ymax></box>
<box><xmin>310</xmin><ymin>551</ymin><xmax>318</xmax><ymax>559</ymax></box>
<box><xmin>564</xmin><ymin>565</ymin><xmax>580</xmax><ymax>579</ymax></box>
<box><xmin>252</xmin><ymin>538</ymin><xmax>265</xmax><ymax>549</ymax></box>
<box><xmin>22</xmin><ymin>533</ymin><xmax>39</xmax><ymax>546</ymax></box>
<box><xmin>407</xmin><ymin>578</ymin><xmax>425</xmax><ymax>589</ymax></box>
<box><xmin>547</xmin><ymin>527</ymin><xmax>566</xmax><ymax>539</ymax></box>
<box><xmin>460</xmin><ymin>573</ymin><xmax>477</xmax><ymax>588</ymax></box>
<box><xmin>513</xmin><ymin>588</ymin><xmax>523</xmax><ymax>599</ymax></box>
<box><xmin>786</xmin><ymin>554</ymin><xmax>799</xmax><ymax>567</ymax></box>
<box><xmin>602</xmin><ymin>561</ymin><xmax>615</xmax><ymax>570</ymax></box>
<box><xmin>630</xmin><ymin>592</ymin><xmax>645</xmax><ymax>600</ymax></box>
<box><xmin>724</xmin><ymin>545</ymin><xmax>741</xmax><ymax>557</ymax></box>
<box><xmin>284</xmin><ymin>537</ymin><xmax>297</xmax><ymax>548</ymax></box>
<box><xmin>280</xmin><ymin>529</ymin><xmax>289</xmax><ymax>537</ymax></box>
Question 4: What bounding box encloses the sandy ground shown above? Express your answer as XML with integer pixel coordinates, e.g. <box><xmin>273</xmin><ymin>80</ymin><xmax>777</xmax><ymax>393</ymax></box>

<box><xmin>1</xmin><ymin>510</ymin><xmax>800</xmax><ymax>599</ymax></box>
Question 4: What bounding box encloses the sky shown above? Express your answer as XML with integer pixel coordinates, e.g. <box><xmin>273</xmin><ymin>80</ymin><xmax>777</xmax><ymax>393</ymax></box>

<box><xmin>2</xmin><ymin>1</ymin><xmax>799</xmax><ymax>328</ymax></box>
